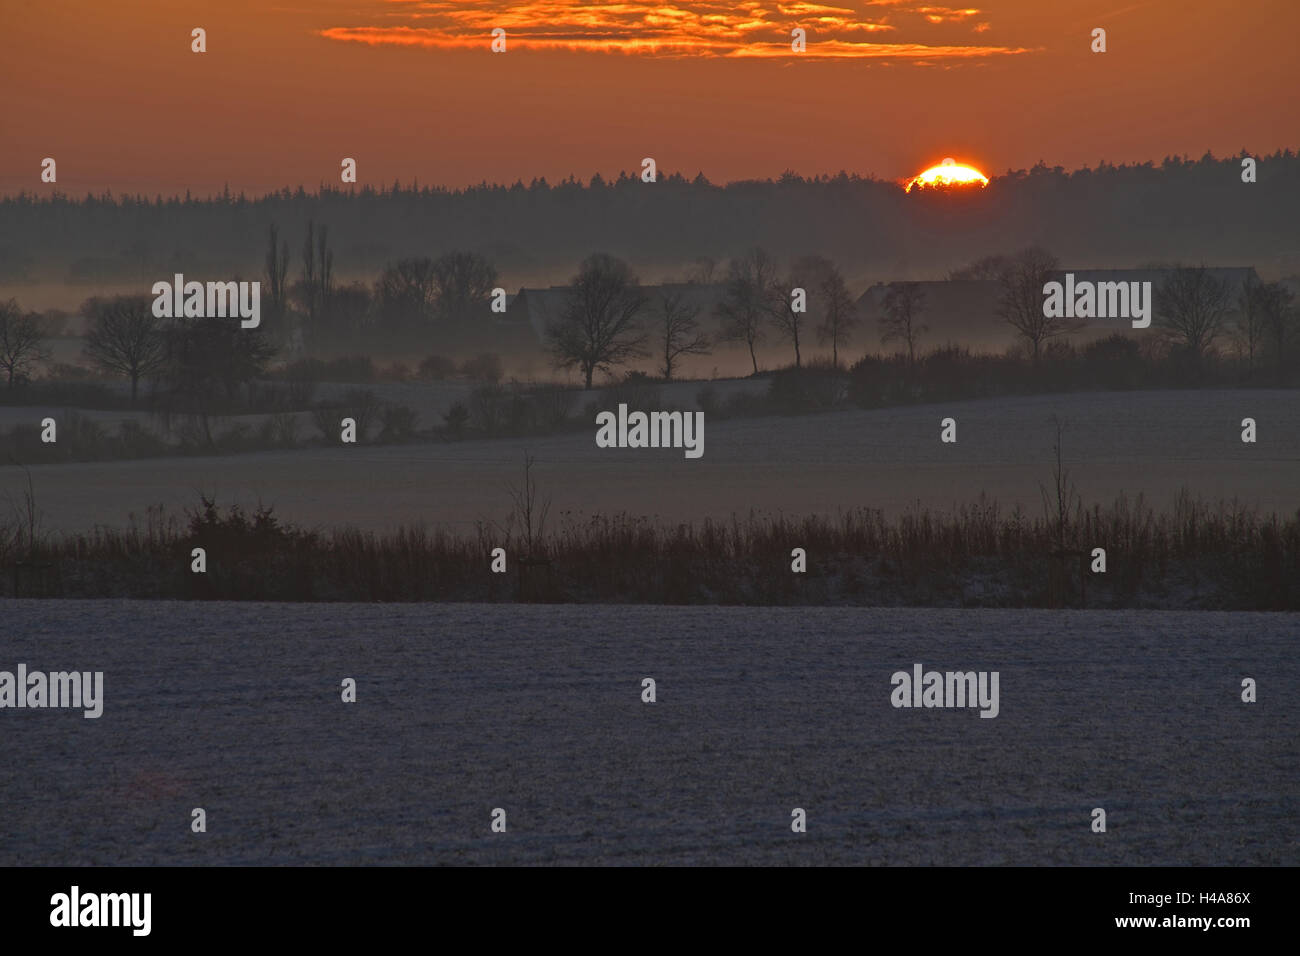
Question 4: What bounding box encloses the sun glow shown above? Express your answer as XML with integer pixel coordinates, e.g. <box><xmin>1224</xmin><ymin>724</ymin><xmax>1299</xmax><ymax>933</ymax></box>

<box><xmin>905</xmin><ymin>157</ymin><xmax>990</xmax><ymax>192</ymax></box>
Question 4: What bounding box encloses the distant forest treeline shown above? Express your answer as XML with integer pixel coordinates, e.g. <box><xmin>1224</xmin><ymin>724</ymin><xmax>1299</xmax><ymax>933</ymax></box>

<box><xmin>2</xmin><ymin>152</ymin><xmax>1298</xmax><ymax>287</ymax></box>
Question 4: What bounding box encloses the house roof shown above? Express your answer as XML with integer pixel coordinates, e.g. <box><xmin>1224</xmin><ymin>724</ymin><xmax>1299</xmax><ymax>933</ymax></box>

<box><xmin>854</xmin><ymin>267</ymin><xmax>1262</xmax><ymax>351</ymax></box>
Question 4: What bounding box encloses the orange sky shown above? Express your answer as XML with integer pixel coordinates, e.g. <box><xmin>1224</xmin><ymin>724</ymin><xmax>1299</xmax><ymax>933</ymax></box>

<box><xmin>2</xmin><ymin>0</ymin><xmax>1296</xmax><ymax>196</ymax></box>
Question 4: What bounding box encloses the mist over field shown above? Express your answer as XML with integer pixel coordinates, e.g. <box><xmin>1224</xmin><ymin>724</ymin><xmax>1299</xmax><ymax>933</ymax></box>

<box><xmin>3</xmin><ymin>388</ymin><xmax>1293</xmax><ymax>535</ymax></box>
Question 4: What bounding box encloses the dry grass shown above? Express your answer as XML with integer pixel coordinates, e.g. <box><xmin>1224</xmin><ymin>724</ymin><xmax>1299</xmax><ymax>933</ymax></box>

<box><xmin>4</xmin><ymin>489</ymin><xmax>1296</xmax><ymax>608</ymax></box>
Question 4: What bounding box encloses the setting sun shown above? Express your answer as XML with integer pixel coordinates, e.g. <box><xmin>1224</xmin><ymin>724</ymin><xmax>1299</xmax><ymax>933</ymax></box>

<box><xmin>905</xmin><ymin>157</ymin><xmax>990</xmax><ymax>192</ymax></box>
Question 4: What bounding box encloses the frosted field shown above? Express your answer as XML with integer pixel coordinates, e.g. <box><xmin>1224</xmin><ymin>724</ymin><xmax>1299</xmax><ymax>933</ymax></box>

<box><xmin>3</xmin><ymin>389</ymin><xmax>1297</xmax><ymax>534</ymax></box>
<box><xmin>0</xmin><ymin>602</ymin><xmax>1295</xmax><ymax>866</ymax></box>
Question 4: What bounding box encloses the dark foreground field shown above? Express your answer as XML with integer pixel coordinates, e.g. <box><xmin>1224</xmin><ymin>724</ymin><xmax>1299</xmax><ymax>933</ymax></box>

<box><xmin>1</xmin><ymin>602</ymin><xmax>1293</xmax><ymax>865</ymax></box>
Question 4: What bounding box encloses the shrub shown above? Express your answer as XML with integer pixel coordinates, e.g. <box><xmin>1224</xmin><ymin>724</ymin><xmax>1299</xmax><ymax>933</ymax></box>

<box><xmin>696</xmin><ymin>384</ymin><xmax>720</xmax><ymax>416</ymax></box>
<box><xmin>379</xmin><ymin>403</ymin><xmax>419</xmax><ymax>442</ymax></box>
<box><xmin>418</xmin><ymin>354</ymin><xmax>458</xmax><ymax>380</ymax></box>
<box><xmin>44</xmin><ymin>362</ymin><xmax>100</xmax><ymax>382</ymax></box>
<box><xmin>0</xmin><ymin>380</ymin><xmax>124</xmax><ymax>409</ymax></box>
<box><xmin>281</xmin><ymin>358</ymin><xmax>323</xmax><ymax>406</ymax></box>
<box><xmin>322</xmin><ymin>354</ymin><xmax>376</xmax><ymax>383</ymax></box>
<box><xmin>601</xmin><ymin>370</ymin><xmax>661</xmax><ymax>412</ymax></box>
<box><xmin>117</xmin><ymin>419</ymin><xmax>169</xmax><ymax>458</ymax></box>
<box><xmin>443</xmin><ymin>402</ymin><xmax>469</xmax><ymax>439</ymax></box>
<box><xmin>469</xmin><ymin>384</ymin><xmax>506</xmax><ymax>435</ymax></box>
<box><xmin>341</xmin><ymin>387</ymin><xmax>383</xmax><ymax>441</ymax></box>
<box><xmin>310</xmin><ymin>403</ymin><xmax>339</xmax><ymax>441</ymax></box>
<box><xmin>531</xmin><ymin>384</ymin><xmax>577</xmax><ymax>430</ymax></box>
<box><xmin>268</xmin><ymin>412</ymin><xmax>300</xmax><ymax>447</ymax></box>
<box><xmin>768</xmin><ymin>362</ymin><xmax>847</xmax><ymax>413</ymax></box>
<box><xmin>245</xmin><ymin>380</ymin><xmax>294</xmax><ymax>412</ymax></box>
<box><xmin>461</xmin><ymin>352</ymin><xmax>503</xmax><ymax>384</ymax></box>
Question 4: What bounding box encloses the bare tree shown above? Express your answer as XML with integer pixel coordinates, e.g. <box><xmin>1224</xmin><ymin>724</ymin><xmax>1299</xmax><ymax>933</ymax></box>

<box><xmin>2</xmin><ymin>463</ymin><xmax>45</xmax><ymax>561</ymax></box>
<box><xmin>782</xmin><ymin>255</ymin><xmax>839</xmax><ymax>368</ymax></box>
<box><xmin>159</xmin><ymin>316</ymin><xmax>277</xmax><ymax>444</ymax></box>
<box><xmin>1039</xmin><ymin>415</ymin><xmax>1079</xmax><ymax>552</ymax></box>
<box><xmin>431</xmin><ymin>251</ymin><xmax>498</xmax><ymax>325</ymax></box>
<box><xmin>1233</xmin><ymin>273</ymin><xmax>1265</xmax><ymax>373</ymax></box>
<box><xmin>1257</xmin><ymin>280</ymin><xmax>1297</xmax><ymax>384</ymax></box>
<box><xmin>264</xmin><ymin>223</ymin><xmax>291</xmax><ymax>343</ymax></box>
<box><xmin>716</xmin><ymin>247</ymin><xmax>782</xmax><ymax>375</ymax></box>
<box><xmin>295</xmin><ymin>220</ymin><xmax>333</xmax><ymax>326</ymax></box>
<box><xmin>375</xmin><ymin>257</ymin><xmax>439</xmax><ymax>328</ymax></box>
<box><xmin>1157</xmin><ymin>265</ymin><xmax>1231</xmax><ymax>360</ymax></box>
<box><xmin>659</xmin><ymin>291</ymin><xmax>710</xmax><ymax>381</ymax></box>
<box><xmin>82</xmin><ymin>295</ymin><xmax>166</xmax><ymax>404</ymax></box>
<box><xmin>0</xmin><ymin>298</ymin><xmax>51</xmax><ymax>388</ymax></box>
<box><xmin>316</xmin><ymin>223</ymin><xmax>334</xmax><ymax>322</ymax></box>
<box><xmin>299</xmin><ymin>221</ymin><xmax>317</xmax><ymax>322</ymax></box>
<box><xmin>547</xmin><ymin>253</ymin><xmax>648</xmax><ymax>389</ymax></box>
<box><xmin>998</xmin><ymin>246</ymin><xmax>1078</xmax><ymax>361</ymax></box>
<box><xmin>879</xmin><ymin>281</ymin><xmax>928</xmax><ymax>367</ymax></box>
<box><xmin>507</xmin><ymin>452</ymin><xmax>551</xmax><ymax>559</ymax></box>
<box><xmin>815</xmin><ymin>265</ymin><xmax>857</xmax><ymax>368</ymax></box>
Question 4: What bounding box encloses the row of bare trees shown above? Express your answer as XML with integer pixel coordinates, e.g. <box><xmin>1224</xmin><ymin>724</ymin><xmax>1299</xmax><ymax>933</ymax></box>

<box><xmin>0</xmin><ymin>292</ymin><xmax>276</xmax><ymax>450</ymax></box>
<box><xmin>545</xmin><ymin>248</ymin><xmax>862</xmax><ymax>387</ymax></box>
<box><xmin>256</xmin><ymin>219</ymin><xmax>504</xmax><ymax>353</ymax></box>
<box><xmin>990</xmin><ymin>246</ymin><xmax>1297</xmax><ymax>375</ymax></box>
<box><xmin>711</xmin><ymin>249</ymin><xmax>858</xmax><ymax>373</ymax></box>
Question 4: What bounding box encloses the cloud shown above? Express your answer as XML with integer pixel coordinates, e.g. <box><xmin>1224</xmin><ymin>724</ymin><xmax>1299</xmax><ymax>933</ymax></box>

<box><xmin>914</xmin><ymin>6</ymin><xmax>982</xmax><ymax>24</ymax></box>
<box><xmin>318</xmin><ymin>1</ymin><xmax>1028</xmax><ymax>60</ymax></box>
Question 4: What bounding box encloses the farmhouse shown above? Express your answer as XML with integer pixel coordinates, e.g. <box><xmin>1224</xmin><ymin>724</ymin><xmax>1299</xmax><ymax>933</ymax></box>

<box><xmin>855</xmin><ymin>267</ymin><xmax>1260</xmax><ymax>351</ymax></box>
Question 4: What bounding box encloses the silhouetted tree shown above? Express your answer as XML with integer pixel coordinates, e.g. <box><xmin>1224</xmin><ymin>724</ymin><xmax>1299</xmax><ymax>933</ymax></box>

<box><xmin>328</xmin><ymin>282</ymin><xmax>373</xmax><ymax>338</ymax></box>
<box><xmin>782</xmin><ymin>255</ymin><xmax>838</xmax><ymax>368</ymax></box>
<box><xmin>263</xmin><ymin>224</ymin><xmax>291</xmax><ymax>345</ymax></box>
<box><xmin>1157</xmin><ymin>265</ymin><xmax>1231</xmax><ymax>361</ymax></box>
<box><xmin>815</xmin><ymin>266</ymin><xmax>857</xmax><ymax>368</ymax></box>
<box><xmin>0</xmin><ymin>298</ymin><xmax>50</xmax><ymax>388</ymax></box>
<box><xmin>460</xmin><ymin>352</ymin><xmax>503</xmax><ymax>384</ymax></box>
<box><xmin>548</xmin><ymin>253</ymin><xmax>648</xmax><ymax>389</ymax></box>
<box><xmin>658</xmin><ymin>291</ymin><xmax>710</xmax><ymax>381</ymax></box>
<box><xmin>298</xmin><ymin>221</ymin><xmax>317</xmax><ymax>322</ymax></box>
<box><xmin>1257</xmin><ymin>280</ymin><xmax>1298</xmax><ymax>384</ymax></box>
<box><xmin>717</xmin><ymin>247</ymin><xmax>782</xmax><ymax>374</ymax></box>
<box><xmin>1233</xmin><ymin>274</ymin><xmax>1265</xmax><ymax>373</ymax></box>
<box><xmin>879</xmin><ymin>282</ymin><xmax>928</xmax><ymax>367</ymax></box>
<box><xmin>374</xmin><ymin>258</ymin><xmax>438</xmax><ymax>329</ymax></box>
<box><xmin>431</xmin><ymin>251</ymin><xmax>497</xmax><ymax>325</ymax></box>
<box><xmin>998</xmin><ymin>246</ymin><xmax>1077</xmax><ymax>361</ymax></box>
<box><xmin>295</xmin><ymin>220</ymin><xmax>333</xmax><ymax>328</ymax></box>
<box><xmin>81</xmin><ymin>294</ymin><xmax>166</xmax><ymax>403</ymax></box>
<box><xmin>160</xmin><ymin>316</ymin><xmax>276</xmax><ymax>443</ymax></box>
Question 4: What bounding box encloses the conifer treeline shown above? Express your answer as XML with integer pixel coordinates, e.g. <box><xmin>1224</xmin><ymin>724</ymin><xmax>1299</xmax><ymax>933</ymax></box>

<box><xmin>2</xmin><ymin>152</ymin><xmax>1295</xmax><ymax>285</ymax></box>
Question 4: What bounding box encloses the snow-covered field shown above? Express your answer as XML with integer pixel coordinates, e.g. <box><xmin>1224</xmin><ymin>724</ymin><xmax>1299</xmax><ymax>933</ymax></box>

<box><xmin>3</xmin><ymin>389</ymin><xmax>1297</xmax><ymax>534</ymax></box>
<box><xmin>0</xmin><ymin>602</ymin><xmax>1292</xmax><ymax>865</ymax></box>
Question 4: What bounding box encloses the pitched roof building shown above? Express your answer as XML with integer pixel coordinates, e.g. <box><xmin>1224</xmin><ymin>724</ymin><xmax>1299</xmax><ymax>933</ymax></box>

<box><xmin>855</xmin><ymin>267</ymin><xmax>1260</xmax><ymax>352</ymax></box>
